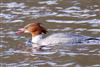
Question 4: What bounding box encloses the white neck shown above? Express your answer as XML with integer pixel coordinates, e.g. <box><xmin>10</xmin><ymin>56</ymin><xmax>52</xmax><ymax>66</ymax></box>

<box><xmin>32</xmin><ymin>34</ymin><xmax>43</xmax><ymax>44</ymax></box>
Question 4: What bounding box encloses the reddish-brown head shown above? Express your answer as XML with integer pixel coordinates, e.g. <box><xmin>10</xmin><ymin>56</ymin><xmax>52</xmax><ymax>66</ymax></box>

<box><xmin>16</xmin><ymin>22</ymin><xmax>47</xmax><ymax>36</ymax></box>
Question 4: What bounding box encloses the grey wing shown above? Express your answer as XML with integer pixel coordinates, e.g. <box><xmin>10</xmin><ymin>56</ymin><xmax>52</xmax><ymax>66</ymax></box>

<box><xmin>40</xmin><ymin>33</ymin><xmax>89</xmax><ymax>45</ymax></box>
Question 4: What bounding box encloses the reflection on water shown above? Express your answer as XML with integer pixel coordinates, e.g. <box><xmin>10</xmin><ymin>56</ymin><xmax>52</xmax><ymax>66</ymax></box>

<box><xmin>0</xmin><ymin>0</ymin><xmax>100</xmax><ymax>67</ymax></box>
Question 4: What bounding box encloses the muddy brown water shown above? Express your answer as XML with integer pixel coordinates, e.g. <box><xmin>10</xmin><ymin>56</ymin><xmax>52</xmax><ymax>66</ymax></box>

<box><xmin>0</xmin><ymin>0</ymin><xmax>100</xmax><ymax>67</ymax></box>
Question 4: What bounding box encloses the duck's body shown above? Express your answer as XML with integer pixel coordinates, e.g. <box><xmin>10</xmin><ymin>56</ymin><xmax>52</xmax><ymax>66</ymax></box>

<box><xmin>32</xmin><ymin>33</ymin><xmax>87</xmax><ymax>45</ymax></box>
<box><xmin>16</xmin><ymin>22</ymin><xmax>100</xmax><ymax>50</ymax></box>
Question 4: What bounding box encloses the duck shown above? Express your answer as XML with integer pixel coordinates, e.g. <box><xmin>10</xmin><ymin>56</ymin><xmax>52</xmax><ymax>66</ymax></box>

<box><xmin>16</xmin><ymin>22</ymin><xmax>100</xmax><ymax>50</ymax></box>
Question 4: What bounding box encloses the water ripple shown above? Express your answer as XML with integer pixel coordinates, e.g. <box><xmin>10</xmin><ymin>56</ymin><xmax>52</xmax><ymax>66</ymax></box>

<box><xmin>46</xmin><ymin>19</ymin><xmax>100</xmax><ymax>24</ymax></box>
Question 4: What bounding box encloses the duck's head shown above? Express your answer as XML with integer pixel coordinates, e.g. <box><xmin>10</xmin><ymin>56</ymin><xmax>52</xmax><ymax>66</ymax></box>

<box><xmin>16</xmin><ymin>22</ymin><xmax>47</xmax><ymax>36</ymax></box>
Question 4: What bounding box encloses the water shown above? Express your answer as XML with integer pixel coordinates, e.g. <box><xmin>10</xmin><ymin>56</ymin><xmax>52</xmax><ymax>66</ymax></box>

<box><xmin>0</xmin><ymin>0</ymin><xmax>100</xmax><ymax>67</ymax></box>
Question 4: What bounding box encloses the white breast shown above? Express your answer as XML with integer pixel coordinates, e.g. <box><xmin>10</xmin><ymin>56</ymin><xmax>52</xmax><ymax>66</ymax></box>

<box><xmin>32</xmin><ymin>35</ymin><xmax>43</xmax><ymax>44</ymax></box>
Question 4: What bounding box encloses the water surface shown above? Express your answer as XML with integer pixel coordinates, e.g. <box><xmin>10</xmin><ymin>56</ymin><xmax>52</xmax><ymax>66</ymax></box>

<box><xmin>0</xmin><ymin>0</ymin><xmax>100</xmax><ymax>67</ymax></box>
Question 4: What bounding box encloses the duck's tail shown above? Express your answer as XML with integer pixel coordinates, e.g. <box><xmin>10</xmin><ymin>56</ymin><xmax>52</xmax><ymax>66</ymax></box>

<box><xmin>84</xmin><ymin>37</ymin><xmax>100</xmax><ymax>45</ymax></box>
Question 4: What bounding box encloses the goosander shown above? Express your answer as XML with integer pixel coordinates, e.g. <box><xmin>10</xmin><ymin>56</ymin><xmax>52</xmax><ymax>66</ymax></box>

<box><xmin>16</xmin><ymin>22</ymin><xmax>100</xmax><ymax>50</ymax></box>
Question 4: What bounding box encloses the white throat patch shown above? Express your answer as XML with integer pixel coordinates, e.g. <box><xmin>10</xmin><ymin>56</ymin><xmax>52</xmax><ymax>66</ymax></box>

<box><xmin>32</xmin><ymin>34</ymin><xmax>43</xmax><ymax>44</ymax></box>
